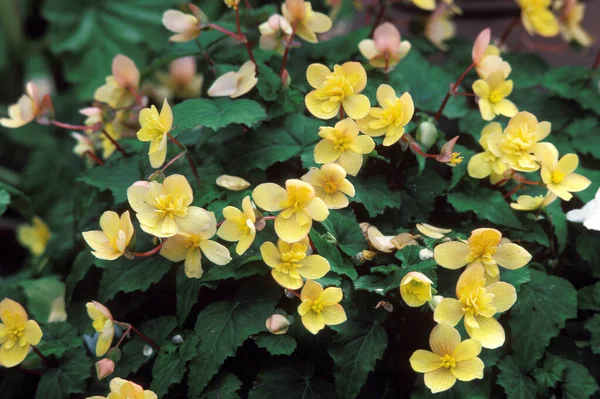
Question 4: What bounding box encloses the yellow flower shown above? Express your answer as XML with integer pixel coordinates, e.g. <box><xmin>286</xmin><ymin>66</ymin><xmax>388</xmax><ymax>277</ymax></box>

<box><xmin>0</xmin><ymin>82</ymin><xmax>52</xmax><ymax>128</ymax></box>
<box><xmin>0</xmin><ymin>298</ymin><xmax>43</xmax><ymax>368</ymax></box>
<box><xmin>409</xmin><ymin>322</ymin><xmax>484</xmax><ymax>393</ymax></box>
<box><xmin>434</xmin><ymin>227</ymin><xmax>531</xmax><ymax>278</ymax></box>
<box><xmin>475</xmin><ymin>45</ymin><xmax>512</xmax><ymax>79</ymax></box>
<box><xmin>260</xmin><ymin>237</ymin><xmax>330</xmax><ymax>289</ymax></box>
<box><xmin>224</xmin><ymin>0</ymin><xmax>240</xmax><ymax>9</ymax></box>
<box><xmin>305</xmin><ymin>62</ymin><xmax>370</xmax><ymax>120</ymax></box>
<box><xmin>416</xmin><ymin>223</ymin><xmax>451</xmax><ymax>239</ymax></box>
<box><xmin>467</xmin><ymin>122</ymin><xmax>510</xmax><ymax>179</ymax></box>
<box><xmin>559</xmin><ymin>0</ymin><xmax>593</xmax><ymax>47</ymax></box>
<box><xmin>424</xmin><ymin>5</ymin><xmax>457</xmax><ymax>51</ymax></box>
<box><xmin>314</xmin><ymin>118</ymin><xmax>375</xmax><ymax>176</ymax></box>
<box><xmin>357</xmin><ymin>84</ymin><xmax>414</xmax><ymax>146</ymax></box>
<box><xmin>297</xmin><ymin>280</ymin><xmax>346</xmax><ymax>334</ymax></box>
<box><xmin>94</xmin><ymin>55</ymin><xmax>140</xmax><ymax>108</ymax></box>
<box><xmin>162</xmin><ymin>5</ymin><xmax>208</xmax><ymax>43</ymax></box>
<box><xmin>160</xmin><ymin>209</ymin><xmax>232</xmax><ymax>278</ymax></box>
<box><xmin>472</xmin><ymin>70</ymin><xmax>518</xmax><ymax>121</ymax></box>
<box><xmin>217</xmin><ymin>196</ymin><xmax>257</xmax><ymax>255</ymax></box>
<box><xmin>17</xmin><ymin>216</ymin><xmax>51</xmax><ymax>256</ymax></box>
<box><xmin>434</xmin><ymin>265</ymin><xmax>516</xmax><ymax>349</ymax></box>
<box><xmin>301</xmin><ymin>163</ymin><xmax>355</xmax><ymax>209</ymax></box>
<box><xmin>259</xmin><ymin>14</ymin><xmax>294</xmax><ymax>55</ymax></box>
<box><xmin>154</xmin><ymin>57</ymin><xmax>203</xmax><ymax>100</ymax></box>
<box><xmin>83</xmin><ymin>211</ymin><xmax>134</xmax><ymax>261</ymax></box>
<box><xmin>86</xmin><ymin>377</ymin><xmax>157</xmax><ymax>399</ymax></box>
<box><xmin>127</xmin><ymin>174</ymin><xmax>210</xmax><ymax>238</ymax></box>
<box><xmin>539</xmin><ymin>145</ymin><xmax>591</xmax><ymax>201</ymax></box>
<box><xmin>71</xmin><ymin>132</ymin><xmax>96</xmax><ymax>160</ymax></box>
<box><xmin>137</xmin><ymin>99</ymin><xmax>173</xmax><ymax>169</ymax></box>
<box><xmin>412</xmin><ymin>0</ymin><xmax>436</xmax><ymax>10</ymax></box>
<box><xmin>86</xmin><ymin>301</ymin><xmax>114</xmax><ymax>357</ymax></box>
<box><xmin>282</xmin><ymin>0</ymin><xmax>332</xmax><ymax>43</ymax></box>
<box><xmin>358</xmin><ymin>22</ymin><xmax>411</xmax><ymax>70</ymax></box>
<box><xmin>486</xmin><ymin>111</ymin><xmax>551</xmax><ymax>172</ymax></box>
<box><xmin>216</xmin><ymin>175</ymin><xmax>251</xmax><ymax>191</ymax></box>
<box><xmin>207</xmin><ymin>61</ymin><xmax>258</xmax><ymax>98</ymax></box>
<box><xmin>518</xmin><ymin>0</ymin><xmax>560</xmax><ymax>37</ymax></box>
<box><xmin>253</xmin><ymin>179</ymin><xmax>329</xmax><ymax>243</ymax></box>
<box><xmin>510</xmin><ymin>192</ymin><xmax>557</xmax><ymax>210</ymax></box>
<box><xmin>400</xmin><ymin>272</ymin><xmax>434</xmax><ymax>307</ymax></box>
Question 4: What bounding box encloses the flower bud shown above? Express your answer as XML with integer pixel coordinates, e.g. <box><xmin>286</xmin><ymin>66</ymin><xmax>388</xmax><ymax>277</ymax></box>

<box><xmin>373</xmin><ymin>22</ymin><xmax>401</xmax><ymax>55</ymax></box>
<box><xmin>95</xmin><ymin>358</ymin><xmax>115</xmax><ymax>380</ymax></box>
<box><xmin>416</xmin><ymin>121</ymin><xmax>438</xmax><ymax>150</ymax></box>
<box><xmin>428</xmin><ymin>295</ymin><xmax>444</xmax><ymax>312</ymax></box>
<box><xmin>172</xmin><ymin>334</ymin><xmax>185</xmax><ymax>344</ymax></box>
<box><xmin>400</xmin><ymin>272</ymin><xmax>433</xmax><ymax>308</ymax></box>
<box><xmin>265</xmin><ymin>314</ymin><xmax>290</xmax><ymax>335</ymax></box>
<box><xmin>143</xmin><ymin>345</ymin><xmax>154</xmax><ymax>357</ymax></box>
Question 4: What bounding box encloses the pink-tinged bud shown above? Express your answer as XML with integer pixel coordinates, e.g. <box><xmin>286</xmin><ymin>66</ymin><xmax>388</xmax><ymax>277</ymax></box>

<box><xmin>285</xmin><ymin>0</ymin><xmax>306</xmax><ymax>22</ymax></box>
<box><xmin>79</xmin><ymin>107</ymin><xmax>102</xmax><ymax>118</ymax></box>
<box><xmin>373</xmin><ymin>22</ymin><xmax>401</xmax><ymax>54</ymax></box>
<box><xmin>170</xmin><ymin>57</ymin><xmax>197</xmax><ymax>84</ymax></box>
<box><xmin>472</xmin><ymin>28</ymin><xmax>491</xmax><ymax>64</ymax></box>
<box><xmin>265</xmin><ymin>314</ymin><xmax>290</xmax><ymax>335</ymax></box>
<box><xmin>436</xmin><ymin>136</ymin><xmax>459</xmax><ymax>163</ymax></box>
<box><xmin>95</xmin><ymin>358</ymin><xmax>115</xmax><ymax>380</ymax></box>
<box><xmin>112</xmin><ymin>54</ymin><xmax>140</xmax><ymax>89</ymax></box>
<box><xmin>91</xmin><ymin>301</ymin><xmax>113</xmax><ymax>321</ymax></box>
<box><xmin>132</xmin><ymin>180</ymin><xmax>150</xmax><ymax>188</ymax></box>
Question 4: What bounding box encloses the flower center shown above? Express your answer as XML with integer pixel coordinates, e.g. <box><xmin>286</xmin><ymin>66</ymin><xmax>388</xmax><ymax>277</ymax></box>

<box><xmin>155</xmin><ymin>194</ymin><xmax>185</xmax><ymax>217</ymax></box>
<box><xmin>311</xmin><ymin>298</ymin><xmax>325</xmax><ymax>313</ymax></box>
<box><xmin>552</xmin><ymin>170</ymin><xmax>565</xmax><ymax>184</ymax></box>
<box><xmin>488</xmin><ymin>90</ymin><xmax>504</xmax><ymax>103</ymax></box>
<box><xmin>8</xmin><ymin>325</ymin><xmax>25</xmax><ymax>341</ymax></box>
<box><xmin>320</xmin><ymin>72</ymin><xmax>354</xmax><ymax>102</ymax></box>
<box><xmin>334</xmin><ymin>137</ymin><xmax>352</xmax><ymax>151</ymax></box>
<box><xmin>322</xmin><ymin>180</ymin><xmax>338</xmax><ymax>194</ymax></box>
<box><xmin>440</xmin><ymin>354</ymin><xmax>456</xmax><ymax>369</ymax></box>
<box><xmin>502</xmin><ymin>124</ymin><xmax>536</xmax><ymax>154</ymax></box>
<box><xmin>466</xmin><ymin>243</ymin><xmax>497</xmax><ymax>264</ymax></box>
<box><xmin>187</xmin><ymin>234</ymin><xmax>203</xmax><ymax>249</ymax></box>
<box><xmin>460</xmin><ymin>286</ymin><xmax>492</xmax><ymax>316</ymax></box>
<box><xmin>381</xmin><ymin>98</ymin><xmax>404</xmax><ymax>125</ymax></box>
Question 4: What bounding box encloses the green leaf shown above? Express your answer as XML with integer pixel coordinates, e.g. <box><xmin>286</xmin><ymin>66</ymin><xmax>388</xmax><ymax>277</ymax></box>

<box><xmin>352</xmin><ymin>175</ymin><xmax>401</xmax><ymax>217</ymax></box>
<box><xmin>35</xmin><ymin>351</ymin><xmax>92</xmax><ymax>399</ymax></box>
<box><xmin>322</xmin><ymin>208</ymin><xmax>366</xmax><ymax>256</ymax></box>
<box><xmin>576</xmin><ymin>229</ymin><xmax>600</xmax><ymax>277</ymax></box>
<box><xmin>248</xmin><ymin>362</ymin><xmax>336</xmax><ymax>399</ymax></box>
<box><xmin>171</xmin><ymin>98</ymin><xmax>267</xmax><ymax>136</ymax></box>
<box><xmin>500</xmin><ymin>268</ymin><xmax>531</xmax><ymax>291</ymax></box>
<box><xmin>310</xmin><ymin>230</ymin><xmax>358</xmax><ymax>280</ymax></box>
<box><xmin>497</xmin><ymin>356</ymin><xmax>537</xmax><ymax>399</ymax></box>
<box><xmin>354</xmin><ymin>259</ymin><xmax>436</xmax><ymax>295</ymax></box>
<box><xmin>532</xmin><ymin>354</ymin><xmax>566</xmax><ymax>395</ymax></box>
<box><xmin>99</xmin><ymin>257</ymin><xmax>172</xmax><ymax>302</ymax></box>
<box><xmin>329</xmin><ymin>289</ymin><xmax>388</xmax><ymax>399</ymax></box>
<box><xmin>0</xmin><ymin>189</ymin><xmax>9</xmax><ymax>215</ymax></box>
<box><xmin>256</xmin><ymin>62</ymin><xmax>282</xmax><ymax>101</ymax></box>
<box><xmin>544</xmin><ymin>66</ymin><xmax>600</xmax><ymax>115</ymax></box>
<box><xmin>447</xmin><ymin>187</ymin><xmax>523</xmax><ymax>229</ymax></box>
<box><xmin>508</xmin><ymin>269</ymin><xmax>577</xmax><ymax>370</ymax></box>
<box><xmin>150</xmin><ymin>333</ymin><xmax>199</xmax><ymax>397</ymax></box>
<box><xmin>188</xmin><ymin>281</ymin><xmax>281</xmax><ymax>396</ymax></box>
<box><xmin>225</xmin><ymin>114</ymin><xmax>320</xmax><ymax>172</ymax></box>
<box><xmin>503</xmin><ymin>52</ymin><xmax>549</xmax><ymax>89</ymax></box>
<box><xmin>398</xmin><ymin>167</ymin><xmax>448</xmax><ymax>225</ymax></box>
<box><xmin>310</xmin><ymin>27</ymin><xmax>369</xmax><ymax>64</ymax></box>
<box><xmin>19</xmin><ymin>276</ymin><xmax>65</xmax><ymax>322</ymax></box>
<box><xmin>79</xmin><ymin>155</ymin><xmax>144</xmax><ymax>203</ymax></box>
<box><xmin>66</xmin><ymin>250</ymin><xmax>96</xmax><ymax>301</ymax></box>
<box><xmin>578</xmin><ymin>282</ymin><xmax>600</xmax><ymax>311</ymax></box>
<box><xmin>561</xmin><ymin>359</ymin><xmax>599</xmax><ymax>399</ymax></box>
<box><xmin>198</xmin><ymin>371</ymin><xmax>242</xmax><ymax>399</ymax></box>
<box><xmin>449</xmin><ymin>145</ymin><xmax>475</xmax><ymax>190</ymax></box>
<box><xmin>584</xmin><ymin>314</ymin><xmax>600</xmax><ymax>355</ymax></box>
<box><xmin>255</xmin><ymin>333</ymin><xmax>297</xmax><ymax>356</ymax></box>
<box><xmin>176</xmin><ymin>269</ymin><xmax>215</xmax><ymax>326</ymax></box>
<box><xmin>545</xmin><ymin>201</ymin><xmax>567</xmax><ymax>253</ymax></box>
<box><xmin>34</xmin><ymin>322</ymin><xmax>82</xmax><ymax>359</ymax></box>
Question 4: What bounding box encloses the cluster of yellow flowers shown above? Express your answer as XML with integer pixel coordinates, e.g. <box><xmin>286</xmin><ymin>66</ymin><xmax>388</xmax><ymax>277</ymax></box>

<box><xmin>404</xmin><ymin>227</ymin><xmax>532</xmax><ymax>392</ymax></box>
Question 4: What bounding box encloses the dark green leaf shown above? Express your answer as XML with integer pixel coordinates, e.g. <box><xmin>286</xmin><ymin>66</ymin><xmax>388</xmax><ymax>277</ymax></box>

<box><xmin>352</xmin><ymin>175</ymin><xmax>401</xmax><ymax>217</ymax></box>
<box><xmin>198</xmin><ymin>371</ymin><xmax>242</xmax><ymax>399</ymax></box>
<box><xmin>35</xmin><ymin>351</ymin><xmax>92</xmax><ymax>399</ymax></box>
<box><xmin>497</xmin><ymin>356</ymin><xmax>537</xmax><ymax>399</ymax></box>
<box><xmin>532</xmin><ymin>354</ymin><xmax>566</xmax><ymax>395</ymax></box>
<box><xmin>249</xmin><ymin>362</ymin><xmax>336</xmax><ymax>399</ymax></box>
<box><xmin>99</xmin><ymin>257</ymin><xmax>172</xmax><ymax>302</ymax></box>
<box><xmin>255</xmin><ymin>333</ymin><xmax>297</xmax><ymax>356</ymax></box>
<box><xmin>584</xmin><ymin>314</ymin><xmax>600</xmax><ymax>355</ymax></box>
<box><xmin>447</xmin><ymin>187</ymin><xmax>523</xmax><ymax>229</ymax></box>
<box><xmin>150</xmin><ymin>333</ymin><xmax>199</xmax><ymax>397</ymax></box>
<box><xmin>79</xmin><ymin>156</ymin><xmax>144</xmax><ymax>203</ymax></box>
<box><xmin>561</xmin><ymin>359</ymin><xmax>599</xmax><ymax>399</ymax></box>
<box><xmin>310</xmin><ymin>230</ymin><xmax>358</xmax><ymax>280</ymax></box>
<box><xmin>544</xmin><ymin>66</ymin><xmax>600</xmax><ymax>115</ymax></box>
<box><xmin>322</xmin><ymin>208</ymin><xmax>366</xmax><ymax>257</ymax></box>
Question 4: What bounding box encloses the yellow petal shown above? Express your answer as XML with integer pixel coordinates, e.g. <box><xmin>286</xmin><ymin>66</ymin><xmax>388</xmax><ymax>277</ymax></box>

<box><xmin>349</xmin><ymin>135</ymin><xmax>376</xmax><ymax>155</ymax></box>
<box><xmin>82</xmin><ymin>231</ymin><xmax>120</xmax><ymax>260</ymax></box>
<box><xmin>486</xmin><ymin>282</ymin><xmax>517</xmax><ymax>312</ymax></box>
<box><xmin>321</xmin><ymin>304</ymin><xmax>347</xmax><ymax>326</ymax></box>
<box><xmin>410</xmin><ymin>350</ymin><xmax>442</xmax><ymax>373</ymax></box>
<box><xmin>342</xmin><ymin>94</ymin><xmax>370</xmax><ymax>120</ymax></box>
<box><xmin>358</xmin><ymin>39</ymin><xmax>378</xmax><ymax>61</ymax></box>
<box><xmin>424</xmin><ymin>367</ymin><xmax>457</xmax><ymax>394</ymax></box>
<box><xmin>274</xmin><ymin>213</ymin><xmax>311</xmax><ymax>243</ymax></box>
<box><xmin>96</xmin><ymin>326</ymin><xmax>114</xmax><ymax>356</ymax></box>
<box><xmin>159</xmin><ymin>98</ymin><xmax>173</xmax><ymax>131</ymax></box>
<box><xmin>305</xmin><ymin>91</ymin><xmax>339</xmax><ymax>119</ymax></box>
<box><xmin>493</xmin><ymin>99</ymin><xmax>518</xmax><ymax>117</ymax></box>
<box><xmin>184</xmin><ymin>248</ymin><xmax>203</xmax><ymax>278</ymax></box>
<box><xmin>376</xmin><ymin>84</ymin><xmax>396</xmax><ymax>107</ymax></box>
<box><xmin>301</xmin><ymin>279</ymin><xmax>323</xmax><ymax>301</ymax></box>
<box><xmin>304</xmin><ymin>198</ymin><xmax>329</xmax><ymax>221</ymax></box>
<box><xmin>260</xmin><ymin>241</ymin><xmax>280</xmax><ymax>268</ymax></box>
<box><xmin>208</xmin><ymin>71</ymin><xmax>240</xmax><ymax>97</ymax></box>
<box><xmin>199</xmin><ymin>240</ymin><xmax>231</xmax><ymax>265</ymax></box>
<box><xmin>416</xmin><ymin>223</ymin><xmax>451</xmax><ymax>239</ymax></box>
<box><xmin>159</xmin><ymin>235</ymin><xmax>190</xmax><ymax>262</ymax></box>
<box><xmin>472</xmin><ymin>79</ymin><xmax>489</xmax><ymax>98</ymax></box>
<box><xmin>0</xmin><ymin>299</ymin><xmax>27</xmax><ymax>324</ymax></box>
<box><xmin>452</xmin><ymin>339</ymin><xmax>481</xmax><ymax>362</ymax></box>
<box><xmin>306</xmin><ymin>63</ymin><xmax>331</xmax><ymax>89</ymax></box>
<box><xmin>252</xmin><ymin>183</ymin><xmax>287</xmax><ymax>212</ymax></box>
<box><xmin>301</xmin><ymin>310</ymin><xmax>325</xmax><ymax>334</ymax></box>
<box><xmin>337</xmin><ymin>150</ymin><xmax>364</xmax><ymax>177</ymax></box>
<box><xmin>320</xmin><ymin>286</ymin><xmax>343</xmax><ymax>306</ymax></box>
<box><xmin>493</xmin><ymin>243</ymin><xmax>531</xmax><ymax>270</ymax></box>
<box><xmin>236</xmin><ymin>229</ymin><xmax>256</xmax><ymax>255</ymax></box>
<box><xmin>149</xmin><ymin>142</ymin><xmax>167</xmax><ymax>169</ymax></box>
<box><xmin>299</xmin><ymin>255</ymin><xmax>330</xmax><ymax>279</ymax></box>
<box><xmin>271</xmin><ymin>269</ymin><xmax>303</xmax><ymax>289</ymax></box>
<box><xmin>434</xmin><ymin>241</ymin><xmax>469</xmax><ymax>269</ymax></box>
<box><xmin>314</xmin><ymin>139</ymin><xmax>342</xmax><ymax>164</ymax></box>
<box><xmin>478</xmin><ymin>99</ymin><xmax>495</xmax><ymax>121</ymax></box>
<box><xmin>99</xmin><ymin>211</ymin><xmax>121</xmax><ymax>239</ymax></box>
<box><xmin>464</xmin><ymin>315</ymin><xmax>505</xmax><ymax>349</ymax></box>
<box><xmin>24</xmin><ymin>320</ymin><xmax>43</xmax><ymax>345</ymax></box>
<box><xmin>451</xmin><ymin>357</ymin><xmax>484</xmax><ymax>381</ymax></box>
<box><xmin>433</xmin><ymin>299</ymin><xmax>464</xmax><ymax>327</ymax></box>
<box><xmin>561</xmin><ymin>173</ymin><xmax>591</xmax><ymax>193</ymax></box>
<box><xmin>216</xmin><ymin>175</ymin><xmax>251</xmax><ymax>191</ymax></box>
<box><xmin>430</xmin><ymin>322</ymin><xmax>461</xmax><ymax>356</ymax></box>
<box><xmin>0</xmin><ymin>343</ymin><xmax>30</xmax><ymax>367</ymax></box>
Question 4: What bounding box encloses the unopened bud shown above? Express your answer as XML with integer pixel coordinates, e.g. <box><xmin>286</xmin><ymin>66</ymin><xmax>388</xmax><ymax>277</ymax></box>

<box><xmin>428</xmin><ymin>295</ymin><xmax>444</xmax><ymax>312</ymax></box>
<box><xmin>95</xmin><ymin>358</ymin><xmax>115</xmax><ymax>380</ymax></box>
<box><xmin>416</xmin><ymin>121</ymin><xmax>438</xmax><ymax>150</ymax></box>
<box><xmin>143</xmin><ymin>345</ymin><xmax>153</xmax><ymax>357</ymax></box>
<box><xmin>172</xmin><ymin>334</ymin><xmax>184</xmax><ymax>344</ymax></box>
<box><xmin>419</xmin><ymin>248</ymin><xmax>434</xmax><ymax>260</ymax></box>
<box><xmin>265</xmin><ymin>314</ymin><xmax>290</xmax><ymax>335</ymax></box>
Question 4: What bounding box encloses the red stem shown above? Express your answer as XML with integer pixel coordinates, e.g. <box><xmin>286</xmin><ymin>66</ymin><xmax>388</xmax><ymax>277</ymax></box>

<box><xmin>244</xmin><ymin>0</ymin><xmax>252</xmax><ymax>9</ymax></box>
<box><xmin>280</xmin><ymin>24</ymin><xmax>297</xmax><ymax>83</ymax></box>
<box><xmin>128</xmin><ymin>87</ymin><xmax>144</xmax><ymax>106</ymax></box>
<box><xmin>499</xmin><ymin>16</ymin><xmax>520</xmax><ymax>47</ymax></box>
<box><xmin>31</xmin><ymin>346</ymin><xmax>50</xmax><ymax>368</ymax></box>
<box><xmin>235</xmin><ymin>7</ymin><xmax>257</xmax><ymax>72</ymax></box>
<box><xmin>129</xmin><ymin>324</ymin><xmax>160</xmax><ymax>350</ymax></box>
<box><xmin>147</xmin><ymin>151</ymin><xmax>186</xmax><ymax>180</ymax></box>
<box><xmin>339</xmin><ymin>107</ymin><xmax>345</xmax><ymax>119</ymax></box>
<box><xmin>592</xmin><ymin>47</ymin><xmax>600</xmax><ymax>70</ymax></box>
<box><xmin>286</xmin><ymin>289</ymin><xmax>302</xmax><ymax>299</ymax></box>
<box><xmin>513</xmin><ymin>175</ymin><xmax>541</xmax><ymax>185</ymax></box>
<box><xmin>403</xmin><ymin>136</ymin><xmax>438</xmax><ymax>158</ymax></box>
<box><xmin>85</xmin><ymin>150</ymin><xmax>105</xmax><ymax>166</ymax></box>
<box><xmin>109</xmin><ymin>325</ymin><xmax>132</xmax><ymax>353</ymax></box>
<box><xmin>101</xmin><ymin>128</ymin><xmax>129</xmax><ymax>157</ymax></box>
<box><xmin>207</xmin><ymin>23</ymin><xmax>244</xmax><ymax>41</ymax></box>
<box><xmin>493</xmin><ymin>170</ymin><xmax>516</xmax><ymax>186</ymax></box>
<box><xmin>454</xmin><ymin>92</ymin><xmax>475</xmax><ymax>97</ymax></box>
<box><xmin>384</xmin><ymin>55</ymin><xmax>389</xmax><ymax>82</ymax></box>
<box><xmin>434</xmin><ymin>62</ymin><xmax>476</xmax><ymax>120</ymax></box>
<box><xmin>167</xmin><ymin>133</ymin><xmax>201</xmax><ymax>185</ymax></box>
<box><xmin>51</xmin><ymin>120</ymin><xmax>97</xmax><ymax>131</ymax></box>
<box><xmin>134</xmin><ymin>242</ymin><xmax>164</xmax><ymax>257</ymax></box>
<box><xmin>504</xmin><ymin>183</ymin><xmax>523</xmax><ymax>199</ymax></box>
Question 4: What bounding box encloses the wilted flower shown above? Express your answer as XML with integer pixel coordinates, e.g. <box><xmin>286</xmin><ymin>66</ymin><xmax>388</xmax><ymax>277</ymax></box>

<box><xmin>94</xmin><ymin>55</ymin><xmax>140</xmax><ymax>108</ymax></box>
<box><xmin>208</xmin><ymin>61</ymin><xmax>258</xmax><ymax>98</ymax></box>
<box><xmin>416</xmin><ymin>223</ymin><xmax>451</xmax><ymax>239</ymax></box>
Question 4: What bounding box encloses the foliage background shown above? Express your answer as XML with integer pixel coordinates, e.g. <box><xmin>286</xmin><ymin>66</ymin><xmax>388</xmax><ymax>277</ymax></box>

<box><xmin>0</xmin><ymin>0</ymin><xmax>599</xmax><ymax>398</ymax></box>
